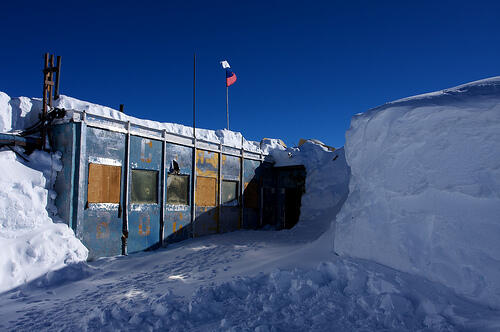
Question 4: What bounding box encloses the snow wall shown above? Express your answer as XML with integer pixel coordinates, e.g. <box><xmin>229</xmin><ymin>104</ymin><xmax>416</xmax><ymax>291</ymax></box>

<box><xmin>335</xmin><ymin>77</ymin><xmax>500</xmax><ymax>308</ymax></box>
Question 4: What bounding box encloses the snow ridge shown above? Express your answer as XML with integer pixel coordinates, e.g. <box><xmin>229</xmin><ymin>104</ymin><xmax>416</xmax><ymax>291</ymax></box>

<box><xmin>335</xmin><ymin>76</ymin><xmax>500</xmax><ymax>308</ymax></box>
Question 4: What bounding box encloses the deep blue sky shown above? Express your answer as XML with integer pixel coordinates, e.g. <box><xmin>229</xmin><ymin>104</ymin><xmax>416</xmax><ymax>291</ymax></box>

<box><xmin>1</xmin><ymin>1</ymin><xmax>499</xmax><ymax>148</ymax></box>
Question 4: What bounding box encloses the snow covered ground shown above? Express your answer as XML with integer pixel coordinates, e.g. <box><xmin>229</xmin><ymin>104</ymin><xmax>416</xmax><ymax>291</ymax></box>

<box><xmin>1</xmin><ymin>78</ymin><xmax>500</xmax><ymax>331</ymax></box>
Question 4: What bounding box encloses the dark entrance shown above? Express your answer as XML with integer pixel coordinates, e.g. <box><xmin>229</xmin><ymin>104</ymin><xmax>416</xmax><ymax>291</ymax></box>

<box><xmin>261</xmin><ymin>165</ymin><xmax>306</xmax><ymax>230</ymax></box>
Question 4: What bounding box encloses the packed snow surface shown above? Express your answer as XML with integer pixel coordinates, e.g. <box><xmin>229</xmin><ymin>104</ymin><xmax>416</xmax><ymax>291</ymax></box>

<box><xmin>335</xmin><ymin>77</ymin><xmax>500</xmax><ymax>308</ymax></box>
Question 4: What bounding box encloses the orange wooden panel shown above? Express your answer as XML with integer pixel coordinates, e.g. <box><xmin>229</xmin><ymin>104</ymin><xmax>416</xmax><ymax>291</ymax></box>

<box><xmin>87</xmin><ymin>163</ymin><xmax>121</xmax><ymax>203</ymax></box>
<box><xmin>196</xmin><ymin>176</ymin><xmax>217</xmax><ymax>206</ymax></box>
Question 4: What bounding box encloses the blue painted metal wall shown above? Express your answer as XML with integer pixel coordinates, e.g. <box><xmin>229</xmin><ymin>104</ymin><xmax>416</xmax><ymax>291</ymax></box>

<box><xmin>220</xmin><ymin>154</ymin><xmax>241</xmax><ymax>233</ymax></box>
<box><xmin>82</xmin><ymin>127</ymin><xmax>126</xmax><ymax>259</ymax></box>
<box><xmin>127</xmin><ymin>136</ymin><xmax>162</xmax><ymax>253</ymax></box>
<box><xmin>164</xmin><ymin>143</ymin><xmax>192</xmax><ymax>243</ymax></box>
<box><xmin>49</xmin><ymin>118</ymin><xmax>281</xmax><ymax>259</ymax></box>
<box><xmin>50</xmin><ymin>123</ymin><xmax>78</xmax><ymax>231</ymax></box>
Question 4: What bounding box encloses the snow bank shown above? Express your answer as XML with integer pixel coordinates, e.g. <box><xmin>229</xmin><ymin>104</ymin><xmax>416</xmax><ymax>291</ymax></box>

<box><xmin>335</xmin><ymin>77</ymin><xmax>500</xmax><ymax>308</ymax></box>
<box><xmin>269</xmin><ymin>140</ymin><xmax>350</xmax><ymax>241</ymax></box>
<box><xmin>0</xmin><ymin>92</ymin><xmax>41</xmax><ymax>133</ymax></box>
<box><xmin>0</xmin><ymin>149</ymin><xmax>88</xmax><ymax>293</ymax></box>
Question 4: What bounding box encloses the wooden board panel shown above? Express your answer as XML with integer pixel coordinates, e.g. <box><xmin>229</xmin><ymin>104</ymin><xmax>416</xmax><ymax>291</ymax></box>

<box><xmin>87</xmin><ymin>163</ymin><xmax>121</xmax><ymax>203</ymax></box>
<box><xmin>196</xmin><ymin>176</ymin><xmax>217</xmax><ymax>207</ymax></box>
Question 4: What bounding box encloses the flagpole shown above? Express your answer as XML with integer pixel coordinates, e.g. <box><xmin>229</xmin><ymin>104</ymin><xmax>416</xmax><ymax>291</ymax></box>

<box><xmin>193</xmin><ymin>53</ymin><xmax>196</xmax><ymax>137</ymax></box>
<box><xmin>226</xmin><ymin>85</ymin><xmax>229</xmax><ymax>130</ymax></box>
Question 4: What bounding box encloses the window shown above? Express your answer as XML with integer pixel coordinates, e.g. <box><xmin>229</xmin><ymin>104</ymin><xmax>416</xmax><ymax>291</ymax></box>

<box><xmin>167</xmin><ymin>174</ymin><xmax>189</xmax><ymax>205</ymax></box>
<box><xmin>131</xmin><ymin>169</ymin><xmax>158</xmax><ymax>204</ymax></box>
<box><xmin>222</xmin><ymin>180</ymin><xmax>238</xmax><ymax>205</ymax></box>
<box><xmin>196</xmin><ymin>176</ymin><xmax>217</xmax><ymax>206</ymax></box>
<box><xmin>87</xmin><ymin>163</ymin><xmax>121</xmax><ymax>203</ymax></box>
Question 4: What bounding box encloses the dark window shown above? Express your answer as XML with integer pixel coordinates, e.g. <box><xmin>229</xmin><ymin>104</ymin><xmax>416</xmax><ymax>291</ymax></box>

<box><xmin>88</xmin><ymin>163</ymin><xmax>121</xmax><ymax>203</ymax></box>
<box><xmin>131</xmin><ymin>169</ymin><xmax>158</xmax><ymax>204</ymax></box>
<box><xmin>222</xmin><ymin>180</ymin><xmax>238</xmax><ymax>204</ymax></box>
<box><xmin>167</xmin><ymin>174</ymin><xmax>189</xmax><ymax>205</ymax></box>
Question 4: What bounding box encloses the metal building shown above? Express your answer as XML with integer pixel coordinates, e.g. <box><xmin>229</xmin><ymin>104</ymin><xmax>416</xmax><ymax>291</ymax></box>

<box><xmin>48</xmin><ymin>110</ymin><xmax>306</xmax><ymax>259</ymax></box>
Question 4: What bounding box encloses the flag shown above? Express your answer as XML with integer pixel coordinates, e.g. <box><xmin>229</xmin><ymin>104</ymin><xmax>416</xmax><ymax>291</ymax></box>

<box><xmin>220</xmin><ymin>60</ymin><xmax>230</xmax><ymax>69</ymax></box>
<box><xmin>226</xmin><ymin>69</ymin><xmax>237</xmax><ymax>87</ymax></box>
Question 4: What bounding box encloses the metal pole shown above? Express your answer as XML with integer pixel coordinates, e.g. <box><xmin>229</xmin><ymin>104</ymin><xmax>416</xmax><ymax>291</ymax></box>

<box><xmin>240</xmin><ymin>135</ymin><xmax>244</xmax><ymax>229</ymax></box>
<box><xmin>42</xmin><ymin>53</ymin><xmax>49</xmax><ymax>150</ymax></box>
<box><xmin>218</xmin><ymin>142</ymin><xmax>222</xmax><ymax>233</ymax></box>
<box><xmin>122</xmin><ymin>121</ymin><xmax>131</xmax><ymax>255</ymax></box>
<box><xmin>193</xmin><ymin>53</ymin><xmax>196</xmax><ymax>136</ymax></box>
<box><xmin>191</xmin><ymin>53</ymin><xmax>197</xmax><ymax>238</ymax></box>
<box><xmin>226</xmin><ymin>86</ymin><xmax>229</xmax><ymax>130</ymax></box>
<box><xmin>54</xmin><ymin>55</ymin><xmax>61</xmax><ymax>100</ymax></box>
<box><xmin>160</xmin><ymin>129</ymin><xmax>167</xmax><ymax>247</ymax></box>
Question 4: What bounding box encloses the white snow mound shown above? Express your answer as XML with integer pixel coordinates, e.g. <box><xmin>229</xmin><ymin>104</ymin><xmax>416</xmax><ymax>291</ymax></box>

<box><xmin>0</xmin><ymin>150</ymin><xmax>88</xmax><ymax>293</ymax></box>
<box><xmin>335</xmin><ymin>76</ymin><xmax>500</xmax><ymax>308</ymax></box>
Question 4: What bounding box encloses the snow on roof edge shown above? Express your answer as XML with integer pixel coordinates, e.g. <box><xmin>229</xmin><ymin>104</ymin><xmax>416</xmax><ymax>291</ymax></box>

<box><xmin>49</xmin><ymin>94</ymin><xmax>265</xmax><ymax>153</ymax></box>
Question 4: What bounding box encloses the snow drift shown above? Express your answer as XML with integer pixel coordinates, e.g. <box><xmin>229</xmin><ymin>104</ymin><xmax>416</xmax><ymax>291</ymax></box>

<box><xmin>269</xmin><ymin>141</ymin><xmax>350</xmax><ymax>241</ymax></box>
<box><xmin>335</xmin><ymin>77</ymin><xmax>500</xmax><ymax>308</ymax></box>
<box><xmin>0</xmin><ymin>149</ymin><xmax>88</xmax><ymax>292</ymax></box>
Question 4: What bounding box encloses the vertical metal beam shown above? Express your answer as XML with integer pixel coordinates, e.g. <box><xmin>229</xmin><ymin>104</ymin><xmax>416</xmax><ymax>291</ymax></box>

<box><xmin>48</xmin><ymin>54</ymin><xmax>54</xmax><ymax>109</ymax></box>
<box><xmin>218</xmin><ymin>143</ymin><xmax>222</xmax><ymax>233</ymax></box>
<box><xmin>42</xmin><ymin>53</ymin><xmax>49</xmax><ymax>150</ymax></box>
<box><xmin>240</xmin><ymin>136</ymin><xmax>244</xmax><ymax>229</ymax></box>
<box><xmin>122</xmin><ymin>121</ymin><xmax>131</xmax><ymax>255</ymax></box>
<box><xmin>226</xmin><ymin>86</ymin><xmax>229</xmax><ymax>130</ymax></box>
<box><xmin>42</xmin><ymin>53</ymin><xmax>49</xmax><ymax>119</ymax></box>
<box><xmin>259</xmin><ymin>151</ymin><xmax>264</xmax><ymax>227</ymax></box>
<box><xmin>54</xmin><ymin>55</ymin><xmax>61</xmax><ymax>100</ymax></box>
<box><xmin>75</xmin><ymin>112</ymin><xmax>87</xmax><ymax>238</ymax></box>
<box><xmin>191</xmin><ymin>53</ymin><xmax>197</xmax><ymax>238</ymax></box>
<box><xmin>160</xmin><ymin>129</ymin><xmax>167</xmax><ymax>247</ymax></box>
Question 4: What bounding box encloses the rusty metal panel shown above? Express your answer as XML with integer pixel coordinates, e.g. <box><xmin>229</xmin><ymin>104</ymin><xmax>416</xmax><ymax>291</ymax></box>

<box><xmin>87</xmin><ymin>164</ymin><xmax>121</xmax><ymax>203</ymax></box>
<box><xmin>82</xmin><ymin>127</ymin><xmax>125</xmax><ymax>259</ymax></box>
<box><xmin>130</xmin><ymin>136</ymin><xmax>162</xmax><ymax>170</ymax></box>
<box><xmin>127</xmin><ymin>136</ymin><xmax>162</xmax><ymax>253</ymax></box>
<box><xmin>164</xmin><ymin>143</ymin><xmax>192</xmax><ymax>243</ymax></box>
<box><xmin>194</xmin><ymin>149</ymin><xmax>219</xmax><ymax>236</ymax></box>
<box><xmin>196</xmin><ymin>149</ymin><xmax>219</xmax><ymax>178</ymax></box>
